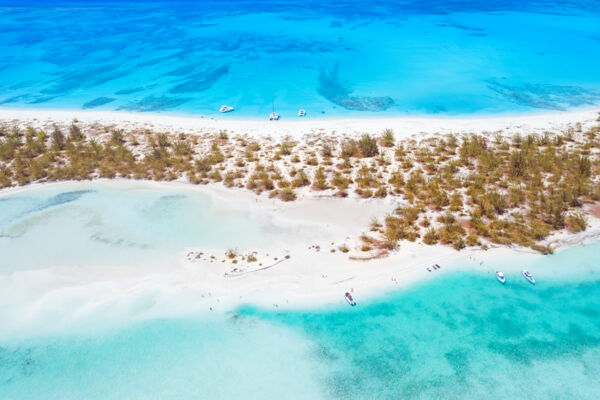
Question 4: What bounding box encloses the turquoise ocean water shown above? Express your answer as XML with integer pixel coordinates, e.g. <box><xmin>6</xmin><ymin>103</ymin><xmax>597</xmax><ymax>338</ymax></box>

<box><xmin>1</xmin><ymin>0</ymin><xmax>600</xmax><ymax>397</ymax></box>
<box><xmin>0</xmin><ymin>0</ymin><xmax>600</xmax><ymax>118</ymax></box>
<box><xmin>1</xmin><ymin>182</ymin><xmax>600</xmax><ymax>399</ymax></box>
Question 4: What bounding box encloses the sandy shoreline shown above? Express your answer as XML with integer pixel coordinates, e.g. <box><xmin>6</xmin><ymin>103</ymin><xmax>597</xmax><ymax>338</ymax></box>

<box><xmin>1</xmin><ymin>107</ymin><xmax>599</xmax><ymax>139</ymax></box>
<box><xmin>1</xmin><ymin>107</ymin><xmax>600</xmax><ymax>338</ymax></box>
<box><xmin>1</xmin><ymin>178</ymin><xmax>599</xmax><ymax>340</ymax></box>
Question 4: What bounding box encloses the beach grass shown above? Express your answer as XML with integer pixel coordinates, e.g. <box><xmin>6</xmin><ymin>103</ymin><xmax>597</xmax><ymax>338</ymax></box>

<box><xmin>1</xmin><ymin>113</ymin><xmax>599</xmax><ymax>255</ymax></box>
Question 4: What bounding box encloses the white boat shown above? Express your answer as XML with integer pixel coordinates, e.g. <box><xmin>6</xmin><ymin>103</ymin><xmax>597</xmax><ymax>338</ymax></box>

<box><xmin>496</xmin><ymin>271</ymin><xmax>506</xmax><ymax>284</ymax></box>
<box><xmin>269</xmin><ymin>112</ymin><xmax>280</xmax><ymax>121</ymax></box>
<box><xmin>298</xmin><ymin>109</ymin><xmax>306</xmax><ymax>117</ymax></box>
<box><xmin>522</xmin><ymin>270</ymin><xmax>535</xmax><ymax>284</ymax></box>
<box><xmin>345</xmin><ymin>292</ymin><xmax>356</xmax><ymax>306</ymax></box>
<box><xmin>219</xmin><ymin>105</ymin><xmax>234</xmax><ymax>113</ymax></box>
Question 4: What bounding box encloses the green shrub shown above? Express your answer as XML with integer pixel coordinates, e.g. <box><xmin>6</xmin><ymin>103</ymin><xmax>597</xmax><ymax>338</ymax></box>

<box><xmin>381</xmin><ymin>129</ymin><xmax>395</xmax><ymax>147</ymax></box>
<box><xmin>358</xmin><ymin>134</ymin><xmax>379</xmax><ymax>157</ymax></box>
<box><xmin>567</xmin><ymin>212</ymin><xmax>587</xmax><ymax>233</ymax></box>
<box><xmin>51</xmin><ymin>126</ymin><xmax>65</xmax><ymax>150</ymax></box>
<box><xmin>279</xmin><ymin>188</ymin><xmax>297</xmax><ymax>201</ymax></box>
<box><xmin>292</xmin><ymin>170</ymin><xmax>310</xmax><ymax>188</ymax></box>
<box><xmin>453</xmin><ymin>236</ymin><xmax>466</xmax><ymax>250</ymax></box>
<box><xmin>280</xmin><ymin>141</ymin><xmax>294</xmax><ymax>155</ymax></box>
<box><xmin>340</xmin><ymin>140</ymin><xmax>358</xmax><ymax>158</ymax></box>
<box><xmin>423</xmin><ymin>228</ymin><xmax>438</xmax><ymax>245</ymax></box>
<box><xmin>374</xmin><ymin>186</ymin><xmax>388</xmax><ymax>198</ymax></box>
<box><xmin>313</xmin><ymin>167</ymin><xmax>328</xmax><ymax>190</ymax></box>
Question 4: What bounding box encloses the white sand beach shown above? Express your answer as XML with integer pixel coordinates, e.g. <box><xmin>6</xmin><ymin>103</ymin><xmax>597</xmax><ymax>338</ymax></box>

<box><xmin>1</xmin><ymin>177</ymin><xmax>599</xmax><ymax>340</ymax></box>
<box><xmin>1</xmin><ymin>108</ymin><xmax>600</xmax><ymax>338</ymax></box>
<box><xmin>1</xmin><ymin>107</ymin><xmax>599</xmax><ymax>139</ymax></box>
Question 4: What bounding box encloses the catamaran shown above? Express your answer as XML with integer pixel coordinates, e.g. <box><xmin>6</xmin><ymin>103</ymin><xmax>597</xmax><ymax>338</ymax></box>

<box><xmin>219</xmin><ymin>105</ymin><xmax>234</xmax><ymax>113</ymax></box>
<box><xmin>345</xmin><ymin>292</ymin><xmax>356</xmax><ymax>306</ymax></box>
<box><xmin>269</xmin><ymin>100</ymin><xmax>280</xmax><ymax>120</ymax></box>
<box><xmin>496</xmin><ymin>271</ymin><xmax>506</xmax><ymax>284</ymax></box>
<box><xmin>522</xmin><ymin>270</ymin><xmax>535</xmax><ymax>284</ymax></box>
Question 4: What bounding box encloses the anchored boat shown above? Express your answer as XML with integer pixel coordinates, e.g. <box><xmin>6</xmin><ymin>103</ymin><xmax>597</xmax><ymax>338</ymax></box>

<box><xmin>345</xmin><ymin>292</ymin><xmax>356</xmax><ymax>306</ymax></box>
<box><xmin>219</xmin><ymin>105</ymin><xmax>234</xmax><ymax>113</ymax></box>
<box><xmin>298</xmin><ymin>109</ymin><xmax>306</xmax><ymax>117</ymax></box>
<box><xmin>496</xmin><ymin>271</ymin><xmax>506</xmax><ymax>284</ymax></box>
<box><xmin>522</xmin><ymin>270</ymin><xmax>535</xmax><ymax>284</ymax></box>
<box><xmin>269</xmin><ymin>100</ymin><xmax>280</xmax><ymax>120</ymax></box>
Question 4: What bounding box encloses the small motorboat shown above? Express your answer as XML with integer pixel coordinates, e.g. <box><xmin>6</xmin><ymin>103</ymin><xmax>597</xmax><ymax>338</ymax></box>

<box><xmin>345</xmin><ymin>292</ymin><xmax>356</xmax><ymax>306</ymax></box>
<box><xmin>219</xmin><ymin>105</ymin><xmax>234</xmax><ymax>113</ymax></box>
<box><xmin>431</xmin><ymin>264</ymin><xmax>437</xmax><ymax>270</ymax></box>
<box><xmin>298</xmin><ymin>109</ymin><xmax>306</xmax><ymax>117</ymax></box>
<box><xmin>427</xmin><ymin>267</ymin><xmax>432</xmax><ymax>272</ymax></box>
<box><xmin>522</xmin><ymin>270</ymin><xmax>535</xmax><ymax>284</ymax></box>
<box><xmin>496</xmin><ymin>271</ymin><xmax>506</xmax><ymax>284</ymax></box>
<box><xmin>435</xmin><ymin>264</ymin><xmax>441</xmax><ymax>269</ymax></box>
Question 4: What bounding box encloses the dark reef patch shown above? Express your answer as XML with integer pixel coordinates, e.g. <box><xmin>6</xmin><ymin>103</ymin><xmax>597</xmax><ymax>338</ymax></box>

<box><xmin>82</xmin><ymin>97</ymin><xmax>115</xmax><ymax>109</ymax></box>
<box><xmin>8</xmin><ymin>81</ymin><xmax>33</xmax><ymax>91</ymax></box>
<box><xmin>429</xmin><ymin>105</ymin><xmax>448</xmax><ymax>113</ymax></box>
<box><xmin>487</xmin><ymin>324</ymin><xmax>600</xmax><ymax>365</ymax></box>
<box><xmin>1</xmin><ymin>190</ymin><xmax>95</xmax><ymax>231</ymax></box>
<box><xmin>444</xmin><ymin>348</ymin><xmax>471</xmax><ymax>380</ymax></box>
<box><xmin>27</xmin><ymin>95</ymin><xmax>59</xmax><ymax>104</ymax></box>
<box><xmin>89</xmin><ymin>232</ymin><xmax>151</xmax><ymax>249</ymax></box>
<box><xmin>115</xmin><ymin>87</ymin><xmax>147</xmax><ymax>95</ymax></box>
<box><xmin>437</xmin><ymin>22</ymin><xmax>485</xmax><ymax>32</ymax></box>
<box><xmin>133</xmin><ymin>55</ymin><xmax>174</xmax><ymax>69</ymax></box>
<box><xmin>118</xmin><ymin>95</ymin><xmax>191</xmax><ymax>112</ymax></box>
<box><xmin>169</xmin><ymin>65</ymin><xmax>229</xmax><ymax>94</ymax></box>
<box><xmin>486</xmin><ymin>79</ymin><xmax>600</xmax><ymax>110</ymax></box>
<box><xmin>241</xmin><ymin>36</ymin><xmax>337</xmax><ymax>56</ymax></box>
<box><xmin>317</xmin><ymin>67</ymin><xmax>394</xmax><ymax>111</ymax></box>
<box><xmin>36</xmin><ymin>190</ymin><xmax>94</xmax><ymax>214</ymax></box>
<box><xmin>164</xmin><ymin>64</ymin><xmax>198</xmax><ymax>77</ymax></box>
<box><xmin>40</xmin><ymin>64</ymin><xmax>127</xmax><ymax>95</ymax></box>
<box><xmin>0</xmin><ymin>95</ymin><xmax>27</xmax><ymax>105</ymax></box>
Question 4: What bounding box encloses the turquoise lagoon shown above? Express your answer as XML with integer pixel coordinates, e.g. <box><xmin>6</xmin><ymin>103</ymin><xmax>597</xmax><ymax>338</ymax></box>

<box><xmin>1</xmin><ymin>0</ymin><xmax>600</xmax><ymax>118</ymax></box>
<box><xmin>0</xmin><ymin>182</ymin><xmax>600</xmax><ymax>399</ymax></box>
<box><xmin>0</xmin><ymin>181</ymin><xmax>278</xmax><ymax>272</ymax></box>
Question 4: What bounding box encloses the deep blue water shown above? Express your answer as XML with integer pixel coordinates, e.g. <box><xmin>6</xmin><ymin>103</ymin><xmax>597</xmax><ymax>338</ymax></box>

<box><xmin>0</xmin><ymin>0</ymin><xmax>599</xmax><ymax>118</ymax></box>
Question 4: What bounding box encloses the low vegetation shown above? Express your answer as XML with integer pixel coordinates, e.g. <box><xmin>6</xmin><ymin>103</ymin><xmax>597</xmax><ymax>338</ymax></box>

<box><xmin>1</xmin><ymin>117</ymin><xmax>599</xmax><ymax>254</ymax></box>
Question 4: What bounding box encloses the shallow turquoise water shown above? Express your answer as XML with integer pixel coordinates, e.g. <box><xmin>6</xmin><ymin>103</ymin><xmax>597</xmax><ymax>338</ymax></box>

<box><xmin>0</xmin><ymin>1</ymin><xmax>599</xmax><ymax>118</ymax></box>
<box><xmin>1</xmin><ymin>236</ymin><xmax>599</xmax><ymax>399</ymax></box>
<box><xmin>0</xmin><ymin>182</ymin><xmax>274</xmax><ymax>272</ymax></box>
<box><xmin>251</xmin><ymin>271</ymin><xmax>600</xmax><ymax>399</ymax></box>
